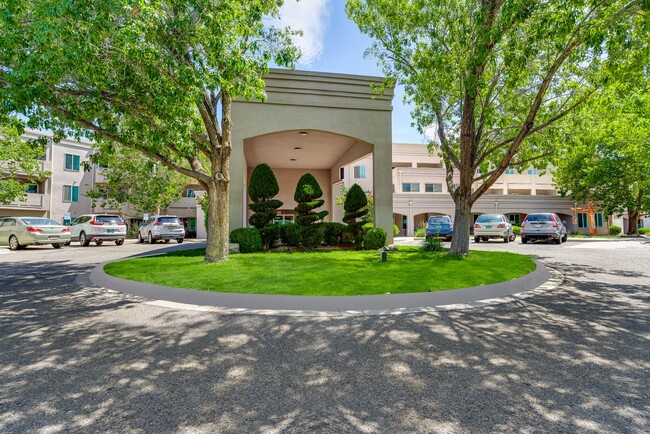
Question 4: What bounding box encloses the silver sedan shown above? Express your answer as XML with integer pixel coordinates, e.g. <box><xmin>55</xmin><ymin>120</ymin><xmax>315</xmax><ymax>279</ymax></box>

<box><xmin>0</xmin><ymin>217</ymin><xmax>72</xmax><ymax>250</ymax></box>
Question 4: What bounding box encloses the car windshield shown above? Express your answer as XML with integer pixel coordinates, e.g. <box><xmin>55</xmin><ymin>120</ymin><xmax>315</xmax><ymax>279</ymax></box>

<box><xmin>476</xmin><ymin>215</ymin><xmax>502</xmax><ymax>223</ymax></box>
<box><xmin>20</xmin><ymin>218</ymin><xmax>60</xmax><ymax>226</ymax></box>
<box><xmin>525</xmin><ymin>214</ymin><xmax>552</xmax><ymax>222</ymax></box>
<box><xmin>158</xmin><ymin>217</ymin><xmax>180</xmax><ymax>224</ymax></box>
<box><xmin>428</xmin><ymin>216</ymin><xmax>450</xmax><ymax>224</ymax></box>
<box><xmin>96</xmin><ymin>215</ymin><xmax>123</xmax><ymax>224</ymax></box>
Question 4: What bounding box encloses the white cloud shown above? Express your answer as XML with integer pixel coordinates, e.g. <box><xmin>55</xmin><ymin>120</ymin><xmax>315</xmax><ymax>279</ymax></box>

<box><xmin>275</xmin><ymin>0</ymin><xmax>331</xmax><ymax>66</ymax></box>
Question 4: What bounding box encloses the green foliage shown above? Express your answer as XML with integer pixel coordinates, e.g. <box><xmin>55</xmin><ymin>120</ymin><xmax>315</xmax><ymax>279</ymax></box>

<box><xmin>323</xmin><ymin>222</ymin><xmax>346</xmax><ymax>246</ymax></box>
<box><xmin>422</xmin><ymin>236</ymin><xmax>444</xmax><ymax>252</ymax></box>
<box><xmin>363</xmin><ymin>228</ymin><xmax>387</xmax><ymax>250</ymax></box>
<box><xmin>393</xmin><ymin>224</ymin><xmax>400</xmax><ymax>236</ymax></box>
<box><xmin>336</xmin><ymin>184</ymin><xmax>374</xmax><ymax>223</ymax></box>
<box><xmin>639</xmin><ymin>228</ymin><xmax>650</xmax><ymax>235</ymax></box>
<box><xmin>126</xmin><ymin>223</ymin><xmax>140</xmax><ymax>240</ymax></box>
<box><xmin>86</xmin><ymin>148</ymin><xmax>188</xmax><ymax>216</ymax></box>
<box><xmin>343</xmin><ymin>184</ymin><xmax>369</xmax><ymax>248</ymax></box>
<box><xmin>363</xmin><ymin>222</ymin><xmax>374</xmax><ymax>231</ymax></box>
<box><xmin>294</xmin><ymin>173</ymin><xmax>328</xmax><ymax>247</ymax></box>
<box><xmin>259</xmin><ymin>225</ymin><xmax>281</xmax><ymax>249</ymax></box>
<box><xmin>0</xmin><ymin>115</ymin><xmax>50</xmax><ymax>204</ymax></box>
<box><xmin>414</xmin><ymin>227</ymin><xmax>426</xmax><ymax>237</ymax></box>
<box><xmin>248</xmin><ymin>164</ymin><xmax>283</xmax><ymax>229</ymax></box>
<box><xmin>280</xmin><ymin>223</ymin><xmax>302</xmax><ymax>247</ymax></box>
<box><xmin>347</xmin><ymin>0</ymin><xmax>648</xmax><ymax>254</ymax></box>
<box><xmin>301</xmin><ymin>227</ymin><xmax>324</xmax><ymax>249</ymax></box>
<box><xmin>229</xmin><ymin>228</ymin><xmax>262</xmax><ymax>254</ymax></box>
<box><xmin>0</xmin><ymin>0</ymin><xmax>299</xmax><ymax>262</ymax></box>
<box><xmin>608</xmin><ymin>225</ymin><xmax>622</xmax><ymax>235</ymax></box>
<box><xmin>512</xmin><ymin>225</ymin><xmax>521</xmax><ymax>236</ymax></box>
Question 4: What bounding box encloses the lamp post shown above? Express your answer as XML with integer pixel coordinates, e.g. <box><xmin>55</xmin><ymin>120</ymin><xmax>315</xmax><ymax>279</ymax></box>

<box><xmin>494</xmin><ymin>201</ymin><xmax>499</xmax><ymax>214</ymax></box>
<box><xmin>408</xmin><ymin>200</ymin><xmax>413</xmax><ymax>237</ymax></box>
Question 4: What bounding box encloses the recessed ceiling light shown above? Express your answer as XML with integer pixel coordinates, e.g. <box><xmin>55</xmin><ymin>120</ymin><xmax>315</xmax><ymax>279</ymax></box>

<box><xmin>290</xmin><ymin>158</ymin><xmax>296</xmax><ymax>161</ymax></box>
<box><xmin>299</xmin><ymin>131</ymin><xmax>308</xmax><ymax>136</ymax></box>
<box><xmin>294</xmin><ymin>146</ymin><xmax>302</xmax><ymax>150</ymax></box>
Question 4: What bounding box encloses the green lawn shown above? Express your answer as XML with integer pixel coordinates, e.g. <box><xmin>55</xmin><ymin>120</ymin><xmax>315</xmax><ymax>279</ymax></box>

<box><xmin>104</xmin><ymin>247</ymin><xmax>536</xmax><ymax>296</ymax></box>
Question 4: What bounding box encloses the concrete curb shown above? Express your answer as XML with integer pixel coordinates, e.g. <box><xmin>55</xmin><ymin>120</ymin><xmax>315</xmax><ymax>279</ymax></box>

<box><xmin>79</xmin><ymin>252</ymin><xmax>563</xmax><ymax>317</ymax></box>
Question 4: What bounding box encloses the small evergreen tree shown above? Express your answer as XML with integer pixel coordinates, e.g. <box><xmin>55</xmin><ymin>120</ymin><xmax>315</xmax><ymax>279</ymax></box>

<box><xmin>343</xmin><ymin>184</ymin><xmax>368</xmax><ymax>248</ymax></box>
<box><xmin>248</xmin><ymin>164</ymin><xmax>283</xmax><ymax>248</ymax></box>
<box><xmin>294</xmin><ymin>173</ymin><xmax>328</xmax><ymax>247</ymax></box>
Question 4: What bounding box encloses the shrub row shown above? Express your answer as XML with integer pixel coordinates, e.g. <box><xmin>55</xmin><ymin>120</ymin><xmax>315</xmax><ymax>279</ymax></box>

<box><xmin>638</xmin><ymin>227</ymin><xmax>650</xmax><ymax>235</ymax></box>
<box><xmin>608</xmin><ymin>225</ymin><xmax>622</xmax><ymax>235</ymax></box>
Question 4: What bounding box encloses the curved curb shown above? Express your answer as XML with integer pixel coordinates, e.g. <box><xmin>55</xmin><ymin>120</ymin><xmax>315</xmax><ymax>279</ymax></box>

<box><xmin>79</xmin><ymin>254</ymin><xmax>564</xmax><ymax>317</ymax></box>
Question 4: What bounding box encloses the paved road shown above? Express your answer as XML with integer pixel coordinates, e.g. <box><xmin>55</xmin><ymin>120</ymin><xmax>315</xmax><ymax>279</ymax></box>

<box><xmin>1</xmin><ymin>239</ymin><xmax>648</xmax><ymax>433</ymax></box>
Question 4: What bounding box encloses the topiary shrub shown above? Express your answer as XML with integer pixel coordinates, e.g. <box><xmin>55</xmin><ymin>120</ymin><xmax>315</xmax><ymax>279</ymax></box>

<box><xmin>393</xmin><ymin>224</ymin><xmax>400</xmax><ymax>236</ymax></box>
<box><xmin>229</xmin><ymin>228</ymin><xmax>262</xmax><ymax>253</ymax></box>
<box><xmin>363</xmin><ymin>228</ymin><xmax>387</xmax><ymax>250</ymax></box>
<box><xmin>608</xmin><ymin>225</ymin><xmax>622</xmax><ymax>235</ymax></box>
<box><xmin>281</xmin><ymin>223</ymin><xmax>302</xmax><ymax>247</ymax></box>
<box><xmin>639</xmin><ymin>228</ymin><xmax>650</xmax><ymax>235</ymax></box>
<box><xmin>248</xmin><ymin>164</ymin><xmax>283</xmax><ymax>249</ymax></box>
<box><xmin>343</xmin><ymin>184</ymin><xmax>368</xmax><ymax>248</ymax></box>
<box><xmin>512</xmin><ymin>225</ymin><xmax>521</xmax><ymax>235</ymax></box>
<box><xmin>260</xmin><ymin>224</ymin><xmax>281</xmax><ymax>248</ymax></box>
<box><xmin>294</xmin><ymin>173</ymin><xmax>328</xmax><ymax>247</ymax></box>
<box><xmin>323</xmin><ymin>222</ymin><xmax>346</xmax><ymax>246</ymax></box>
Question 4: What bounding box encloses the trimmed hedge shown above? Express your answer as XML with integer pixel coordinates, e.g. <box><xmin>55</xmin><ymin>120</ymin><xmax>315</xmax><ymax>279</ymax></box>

<box><xmin>229</xmin><ymin>228</ymin><xmax>262</xmax><ymax>253</ymax></box>
<box><xmin>608</xmin><ymin>225</ymin><xmax>622</xmax><ymax>235</ymax></box>
<box><xmin>280</xmin><ymin>223</ymin><xmax>302</xmax><ymax>247</ymax></box>
<box><xmin>639</xmin><ymin>228</ymin><xmax>650</xmax><ymax>235</ymax></box>
<box><xmin>512</xmin><ymin>225</ymin><xmax>521</xmax><ymax>235</ymax></box>
<box><xmin>363</xmin><ymin>228</ymin><xmax>387</xmax><ymax>250</ymax></box>
<box><xmin>323</xmin><ymin>222</ymin><xmax>346</xmax><ymax>245</ymax></box>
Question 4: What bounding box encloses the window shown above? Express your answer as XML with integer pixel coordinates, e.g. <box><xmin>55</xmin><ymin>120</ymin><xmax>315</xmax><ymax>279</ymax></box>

<box><xmin>425</xmin><ymin>183</ymin><xmax>442</xmax><ymax>193</ymax></box>
<box><xmin>402</xmin><ymin>183</ymin><xmax>420</xmax><ymax>192</ymax></box>
<box><xmin>353</xmin><ymin>165</ymin><xmax>366</xmax><ymax>179</ymax></box>
<box><xmin>505</xmin><ymin>168</ymin><xmax>516</xmax><ymax>175</ymax></box>
<box><xmin>577</xmin><ymin>212</ymin><xmax>588</xmax><ymax>228</ymax></box>
<box><xmin>187</xmin><ymin>189</ymin><xmax>196</xmax><ymax>198</ymax></box>
<box><xmin>402</xmin><ymin>215</ymin><xmax>407</xmax><ymax>230</ymax></box>
<box><xmin>63</xmin><ymin>185</ymin><xmax>79</xmax><ymax>202</ymax></box>
<box><xmin>339</xmin><ymin>167</ymin><xmax>345</xmax><ymax>180</ymax></box>
<box><xmin>26</xmin><ymin>184</ymin><xmax>38</xmax><ymax>194</ymax></box>
<box><xmin>527</xmin><ymin>169</ymin><xmax>537</xmax><ymax>175</ymax></box>
<box><xmin>596</xmin><ymin>212</ymin><xmax>603</xmax><ymax>228</ymax></box>
<box><xmin>509</xmin><ymin>214</ymin><xmax>521</xmax><ymax>226</ymax></box>
<box><xmin>64</xmin><ymin>154</ymin><xmax>80</xmax><ymax>171</ymax></box>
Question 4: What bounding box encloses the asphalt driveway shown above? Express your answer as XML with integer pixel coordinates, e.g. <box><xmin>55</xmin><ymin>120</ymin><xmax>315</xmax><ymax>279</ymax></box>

<box><xmin>1</xmin><ymin>239</ymin><xmax>648</xmax><ymax>433</ymax></box>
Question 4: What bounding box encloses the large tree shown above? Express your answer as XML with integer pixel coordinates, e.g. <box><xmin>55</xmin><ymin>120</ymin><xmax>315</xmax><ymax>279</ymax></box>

<box><xmin>347</xmin><ymin>0</ymin><xmax>648</xmax><ymax>254</ymax></box>
<box><xmin>0</xmin><ymin>115</ymin><xmax>50</xmax><ymax>205</ymax></box>
<box><xmin>553</xmin><ymin>75</ymin><xmax>650</xmax><ymax>236</ymax></box>
<box><xmin>0</xmin><ymin>0</ymin><xmax>299</xmax><ymax>262</ymax></box>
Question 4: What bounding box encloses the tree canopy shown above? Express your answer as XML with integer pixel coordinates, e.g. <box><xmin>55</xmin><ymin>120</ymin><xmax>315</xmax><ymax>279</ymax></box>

<box><xmin>347</xmin><ymin>0</ymin><xmax>648</xmax><ymax>254</ymax></box>
<box><xmin>553</xmin><ymin>74</ymin><xmax>650</xmax><ymax>235</ymax></box>
<box><xmin>0</xmin><ymin>0</ymin><xmax>299</xmax><ymax>262</ymax></box>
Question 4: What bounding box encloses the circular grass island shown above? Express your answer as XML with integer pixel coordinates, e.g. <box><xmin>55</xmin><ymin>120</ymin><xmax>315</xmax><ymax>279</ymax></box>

<box><xmin>103</xmin><ymin>247</ymin><xmax>536</xmax><ymax>297</ymax></box>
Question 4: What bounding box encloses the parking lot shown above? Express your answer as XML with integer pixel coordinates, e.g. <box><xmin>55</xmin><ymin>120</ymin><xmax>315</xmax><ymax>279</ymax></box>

<box><xmin>1</xmin><ymin>238</ymin><xmax>649</xmax><ymax>433</ymax></box>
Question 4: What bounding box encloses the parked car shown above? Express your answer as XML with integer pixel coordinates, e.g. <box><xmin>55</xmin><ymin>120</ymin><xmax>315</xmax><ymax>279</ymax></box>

<box><xmin>0</xmin><ymin>217</ymin><xmax>71</xmax><ymax>250</ymax></box>
<box><xmin>138</xmin><ymin>215</ymin><xmax>185</xmax><ymax>244</ymax></box>
<box><xmin>425</xmin><ymin>215</ymin><xmax>454</xmax><ymax>241</ymax></box>
<box><xmin>69</xmin><ymin>214</ymin><xmax>126</xmax><ymax>246</ymax></box>
<box><xmin>520</xmin><ymin>213</ymin><xmax>568</xmax><ymax>244</ymax></box>
<box><xmin>474</xmin><ymin>214</ymin><xmax>516</xmax><ymax>243</ymax></box>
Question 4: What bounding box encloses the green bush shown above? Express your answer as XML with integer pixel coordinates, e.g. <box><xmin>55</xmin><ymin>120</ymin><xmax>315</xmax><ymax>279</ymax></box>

<box><xmin>248</xmin><ymin>164</ymin><xmax>283</xmax><ymax>229</ymax></box>
<box><xmin>363</xmin><ymin>222</ymin><xmax>374</xmax><ymax>231</ymax></box>
<box><xmin>343</xmin><ymin>184</ymin><xmax>368</xmax><ymax>248</ymax></box>
<box><xmin>608</xmin><ymin>225</ymin><xmax>622</xmax><ymax>235</ymax></box>
<box><xmin>280</xmin><ymin>223</ymin><xmax>302</xmax><ymax>247</ymax></box>
<box><xmin>323</xmin><ymin>222</ymin><xmax>346</xmax><ymax>245</ymax></box>
<box><xmin>363</xmin><ymin>228</ymin><xmax>387</xmax><ymax>250</ymax></box>
<box><xmin>414</xmin><ymin>227</ymin><xmax>426</xmax><ymax>237</ymax></box>
<box><xmin>260</xmin><ymin>225</ymin><xmax>281</xmax><ymax>248</ymax></box>
<box><xmin>294</xmin><ymin>173</ymin><xmax>328</xmax><ymax>247</ymax></box>
<box><xmin>512</xmin><ymin>225</ymin><xmax>521</xmax><ymax>235</ymax></box>
<box><xmin>638</xmin><ymin>227</ymin><xmax>650</xmax><ymax>235</ymax></box>
<box><xmin>127</xmin><ymin>223</ymin><xmax>140</xmax><ymax>239</ymax></box>
<box><xmin>229</xmin><ymin>228</ymin><xmax>262</xmax><ymax>253</ymax></box>
<box><xmin>393</xmin><ymin>224</ymin><xmax>400</xmax><ymax>236</ymax></box>
<box><xmin>422</xmin><ymin>235</ymin><xmax>444</xmax><ymax>252</ymax></box>
<box><xmin>301</xmin><ymin>229</ymin><xmax>324</xmax><ymax>249</ymax></box>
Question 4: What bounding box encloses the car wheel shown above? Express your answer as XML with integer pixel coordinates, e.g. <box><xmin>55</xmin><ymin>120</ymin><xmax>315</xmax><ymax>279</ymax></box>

<box><xmin>115</xmin><ymin>239</ymin><xmax>124</xmax><ymax>246</ymax></box>
<box><xmin>503</xmin><ymin>235</ymin><xmax>509</xmax><ymax>243</ymax></box>
<box><xmin>510</xmin><ymin>233</ymin><xmax>516</xmax><ymax>242</ymax></box>
<box><xmin>554</xmin><ymin>237</ymin><xmax>562</xmax><ymax>245</ymax></box>
<box><xmin>79</xmin><ymin>232</ymin><xmax>90</xmax><ymax>247</ymax></box>
<box><xmin>562</xmin><ymin>233</ymin><xmax>568</xmax><ymax>243</ymax></box>
<box><xmin>64</xmin><ymin>241</ymin><xmax>71</xmax><ymax>246</ymax></box>
<box><xmin>521</xmin><ymin>237</ymin><xmax>528</xmax><ymax>244</ymax></box>
<box><xmin>164</xmin><ymin>239</ymin><xmax>171</xmax><ymax>244</ymax></box>
<box><xmin>177</xmin><ymin>238</ymin><xmax>184</xmax><ymax>244</ymax></box>
<box><xmin>148</xmin><ymin>232</ymin><xmax>155</xmax><ymax>244</ymax></box>
<box><xmin>137</xmin><ymin>232</ymin><xmax>144</xmax><ymax>243</ymax></box>
<box><xmin>95</xmin><ymin>240</ymin><xmax>103</xmax><ymax>246</ymax></box>
<box><xmin>482</xmin><ymin>236</ymin><xmax>488</xmax><ymax>242</ymax></box>
<box><xmin>52</xmin><ymin>243</ymin><xmax>63</xmax><ymax>249</ymax></box>
<box><xmin>8</xmin><ymin>235</ymin><xmax>20</xmax><ymax>251</ymax></box>
<box><xmin>474</xmin><ymin>237</ymin><xmax>480</xmax><ymax>243</ymax></box>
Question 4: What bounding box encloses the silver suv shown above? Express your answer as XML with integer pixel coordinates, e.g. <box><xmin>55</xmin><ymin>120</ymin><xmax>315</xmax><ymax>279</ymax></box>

<box><xmin>138</xmin><ymin>215</ymin><xmax>185</xmax><ymax>244</ymax></box>
<box><xmin>520</xmin><ymin>213</ymin><xmax>568</xmax><ymax>244</ymax></box>
<box><xmin>70</xmin><ymin>214</ymin><xmax>126</xmax><ymax>246</ymax></box>
<box><xmin>474</xmin><ymin>214</ymin><xmax>516</xmax><ymax>243</ymax></box>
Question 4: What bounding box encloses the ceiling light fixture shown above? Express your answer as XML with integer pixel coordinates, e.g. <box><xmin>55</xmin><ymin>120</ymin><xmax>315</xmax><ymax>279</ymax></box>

<box><xmin>290</xmin><ymin>158</ymin><xmax>296</xmax><ymax>161</ymax></box>
<box><xmin>299</xmin><ymin>131</ymin><xmax>308</xmax><ymax>136</ymax></box>
<box><xmin>294</xmin><ymin>146</ymin><xmax>302</xmax><ymax>150</ymax></box>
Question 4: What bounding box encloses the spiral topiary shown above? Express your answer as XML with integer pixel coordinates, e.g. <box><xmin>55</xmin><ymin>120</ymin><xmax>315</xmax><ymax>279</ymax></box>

<box><xmin>294</xmin><ymin>173</ymin><xmax>328</xmax><ymax>247</ymax></box>
<box><xmin>343</xmin><ymin>183</ymin><xmax>368</xmax><ymax>248</ymax></box>
<box><xmin>248</xmin><ymin>163</ymin><xmax>283</xmax><ymax>248</ymax></box>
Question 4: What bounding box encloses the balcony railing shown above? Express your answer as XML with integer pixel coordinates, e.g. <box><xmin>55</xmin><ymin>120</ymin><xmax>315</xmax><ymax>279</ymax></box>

<box><xmin>7</xmin><ymin>193</ymin><xmax>45</xmax><ymax>208</ymax></box>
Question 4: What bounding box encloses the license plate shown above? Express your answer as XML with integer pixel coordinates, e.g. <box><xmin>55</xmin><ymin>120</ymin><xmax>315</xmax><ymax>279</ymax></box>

<box><xmin>48</xmin><ymin>236</ymin><xmax>59</xmax><ymax>240</ymax></box>
<box><xmin>106</xmin><ymin>229</ymin><xmax>114</xmax><ymax>234</ymax></box>
<box><xmin>435</xmin><ymin>225</ymin><xmax>441</xmax><ymax>229</ymax></box>
<box><xmin>486</xmin><ymin>225</ymin><xmax>492</xmax><ymax>229</ymax></box>
<box><xmin>534</xmin><ymin>225</ymin><xmax>541</xmax><ymax>228</ymax></box>
<box><xmin>167</xmin><ymin>226</ymin><xmax>175</xmax><ymax>229</ymax></box>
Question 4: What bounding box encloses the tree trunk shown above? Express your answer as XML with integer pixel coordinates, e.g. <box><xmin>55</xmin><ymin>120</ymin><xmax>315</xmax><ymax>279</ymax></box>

<box><xmin>205</xmin><ymin>180</ymin><xmax>229</xmax><ymax>262</ymax></box>
<box><xmin>627</xmin><ymin>207</ymin><xmax>640</xmax><ymax>236</ymax></box>
<box><xmin>449</xmin><ymin>195</ymin><xmax>472</xmax><ymax>255</ymax></box>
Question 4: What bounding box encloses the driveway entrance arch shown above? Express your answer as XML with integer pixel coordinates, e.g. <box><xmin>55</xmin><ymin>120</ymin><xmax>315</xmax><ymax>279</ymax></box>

<box><xmin>230</xmin><ymin>69</ymin><xmax>394</xmax><ymax>241</ymax></box>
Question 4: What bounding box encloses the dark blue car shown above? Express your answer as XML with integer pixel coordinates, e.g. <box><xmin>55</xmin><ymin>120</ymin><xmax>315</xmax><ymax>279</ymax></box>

<box><xmin>425</xmin><ymin>215</ymin><xmax>454</xmax><ymax>241</ymax></box>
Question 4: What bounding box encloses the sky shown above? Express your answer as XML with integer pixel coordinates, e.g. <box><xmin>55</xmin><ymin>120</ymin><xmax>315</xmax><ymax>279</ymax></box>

<box><xmin>274</xmin><ymin>0</ymin><xmax>428</xmax><ymax>145</ymax></box>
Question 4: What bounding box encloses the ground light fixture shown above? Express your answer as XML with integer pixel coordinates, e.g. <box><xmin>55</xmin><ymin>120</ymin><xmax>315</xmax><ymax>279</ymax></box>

<box><xmin>381</xmin><ymin>247</ymin><xmax>387</xmax><ymax>262</ymax></box>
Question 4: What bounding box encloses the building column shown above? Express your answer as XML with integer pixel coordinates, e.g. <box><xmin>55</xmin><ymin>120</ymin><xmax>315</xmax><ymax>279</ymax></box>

<box><xmin>372</xmin><ymin>142</ymin><xmax>394</xmax><ymax>243</ymax></box>
<box><xmin>407</xmin><ymin>212</ymin><xmax>415</xmax><ymax>237</ymax></box>
<box><xmin>229</xmin><ymin>133</ymin><xmax>246</xmax><ymax>231</ymax></box>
